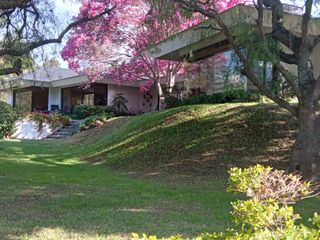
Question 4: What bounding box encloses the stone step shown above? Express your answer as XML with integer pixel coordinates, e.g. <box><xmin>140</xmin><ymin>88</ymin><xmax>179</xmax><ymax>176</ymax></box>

<box><xmin>59</xmin><ymin>127</ymin><xmax>79</xmax><ymax>132</ymax></box>
<box><xmin>47</xmin><ymin>120</ymin><xmax>83</xmax><ymax>139</ymax></box>
<box><xmin>47</xmin><ymin>135</ymin><xmax>65</xmax><ymax>139</ymax></box>
<box><xmin>54</xmin><ymin>131</ymin><xmax>73</xmax><ymax>136</ymax></box>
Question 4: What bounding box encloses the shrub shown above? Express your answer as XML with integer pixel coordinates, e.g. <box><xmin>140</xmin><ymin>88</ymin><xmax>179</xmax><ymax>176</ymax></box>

<box><xmin>111</xmin><ymin>94</ymin><xmax>129</xmax><ymax>115</ymax></box>
<box><xmin>165</xmin><ymin>90</ymin><xmax>262</xmax><ymax>109</ymax></box>
<box><xmin>133</xmin><ymin>165</ymin><xmax>319</xmax><ymax>240</ymax></box>
<box><xmin>80</xmin><ymin>112</ymin><xmax>115</xmax><ymax>131</ymax></box>
<box><xmin>22</xmin><ymin>112</ymin><xmax>70</xmax><ymax>131</ymax></box>
<box><xmin>72</xmin><ymin>105</ymin><xmax>113</xmax><ymax>119</ymax></box>
<box><xmin>0</xmin><ymin>101</ymin><xmax>18</xmax><ymax>138</ymax></box>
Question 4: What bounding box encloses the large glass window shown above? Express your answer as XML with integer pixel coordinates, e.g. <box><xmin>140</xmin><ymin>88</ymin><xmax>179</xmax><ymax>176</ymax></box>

<box><xmin>83</xmin><ymin>94</ymin><xmax>94</xmax><ymax>105</ymax></box>
<box><xmin>15</xmin><ymin>91</ymin><xmax>32</xmax><ymax>112</ymax></box>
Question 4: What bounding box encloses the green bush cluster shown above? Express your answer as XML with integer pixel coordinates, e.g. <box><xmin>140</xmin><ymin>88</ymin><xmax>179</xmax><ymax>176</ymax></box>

<box><xmin>72</xmin><ymin>105</ymin><xmax>113</xmax><ymax>119</ymax></box>
<box><xmin>133</xmin><ymin>165</ymin><xmax>319</xmax><ymax>240</ymax></box>
<box><xmin>0</xmin><ymin>101</ymin><xmax>18</xmax><ymax>138</ymax></box>
<box><xmin>80</xmin><ymin>112</ymin><xmax>115</xmax><ymax>131</ymax></box>
<box><xmin>165</xmin><ymin>90</ymin><xmax>262</xmax><ymax>109</ymax></box>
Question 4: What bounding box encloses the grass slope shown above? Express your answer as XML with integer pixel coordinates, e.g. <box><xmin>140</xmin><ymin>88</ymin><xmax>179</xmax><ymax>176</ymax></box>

<box><xmin>0</xmin><ymin>103</ymin><xmax>319</xmax><ymax>240</ymax></box>
<box><xmin>78</xmin><ymin>103</ymin><xmax>297</xmax><ymax>181</ymax></box>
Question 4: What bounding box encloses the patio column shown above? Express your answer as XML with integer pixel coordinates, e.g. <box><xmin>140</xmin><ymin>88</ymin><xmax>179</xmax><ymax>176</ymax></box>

<box><xmin>48</xmin><ymin>87</ymin><xmax>62</xmax><ymax>111</ymax></box>
<box><xmin>7</xmin><ymin>90</ymin><xmax>14</xmax><ymax>106</ymax></box>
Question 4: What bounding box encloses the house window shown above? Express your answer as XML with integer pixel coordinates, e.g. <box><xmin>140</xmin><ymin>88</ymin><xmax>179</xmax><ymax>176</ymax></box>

<box><xmin>83</xmin><ymin>94</ymin><xmax>94</xmax><ymax>105</ymax></box>
<box><xmin>15</xmin><ymin>91</ymin><xmax>32</xmax><ymax>112</ymax></box>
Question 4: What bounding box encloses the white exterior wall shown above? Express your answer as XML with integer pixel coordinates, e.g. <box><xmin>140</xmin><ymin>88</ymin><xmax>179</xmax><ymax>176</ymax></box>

<box><xmin>108</xmin><ymin>84</ymin><xmax>159</xmax><ymax>113</ymax></box>
<box><xmin>140</xmin><ymin>85</ymin><xmax>158</xmax><ymax>113</ymax></box>
<box><xmin>0</xmin><ymin>90</ymin><xmax>14</xmax><ymax>106</ymax></box>
<box><xmin>48</xmin><ymin>87</ymin><xmax>61</xmax><ymax>111</ymax></box>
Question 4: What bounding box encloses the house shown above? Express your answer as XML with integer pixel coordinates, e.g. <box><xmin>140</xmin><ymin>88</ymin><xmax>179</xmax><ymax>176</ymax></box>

<box><xmin>146</xmin><ymin>4</ymin><xmax>320</xmax><ymax>94</ymax></box>
<box><xmin>0</xmin><ymin>67</ymin><xmax>160</xmax><ymax>114</ymax></box>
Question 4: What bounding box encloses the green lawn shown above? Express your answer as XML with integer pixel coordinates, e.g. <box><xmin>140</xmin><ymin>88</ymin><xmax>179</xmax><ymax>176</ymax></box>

<box><xmin>0</xmin><ymin>140</ymin><xmax>235</xmax><ymax>240</ymax></box>
<box><xmin>0</xmin><ymin>103</ymin><xmax>319</xmax><ymax>240</ymax></box>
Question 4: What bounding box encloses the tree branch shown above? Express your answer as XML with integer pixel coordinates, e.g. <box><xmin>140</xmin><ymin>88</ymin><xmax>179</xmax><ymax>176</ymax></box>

<box><xmin>256</xmin><ymin>0</ymin><xmax>300</xmax><ymax>100</ymax></box>
<box><xmin>0</xmin><ymin>0</ymin><xmax>31</xmax><ymax>10</ymax></box>
<box><xmin>0</xmin><ymin>59</ymin><xmax>22</xmax><ymax>76</ymax></box>
<box><xmin>0</xmin><ymin>6</ymin><xmax>115</xmax><ymax>57</ymax></box>
<box><xmin>262</xmin><ymin>0</ymin><xmax>301</xmax><ymax>52</ymax></box>
<box><xmin>176</xmin><ymin>0</ymin><xmax>298</xmax><ymax>116</ymax></box>
<box><xmin>278</xmin><ymin>51</ymin><xmax>298</xmax><ymax>64</ymax></box>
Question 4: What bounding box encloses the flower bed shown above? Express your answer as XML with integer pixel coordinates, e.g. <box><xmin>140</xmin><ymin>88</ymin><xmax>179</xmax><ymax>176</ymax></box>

<box><xmin>11</xmin><ymin>112</ymin><xmax>70</xmax><ymax>140</ymax></box>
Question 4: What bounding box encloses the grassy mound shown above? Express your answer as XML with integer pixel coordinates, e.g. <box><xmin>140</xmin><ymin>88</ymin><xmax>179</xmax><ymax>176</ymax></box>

<box><xmin>77</xmin><ymin>103</ymin><xmax>297</xmax><ymax>181</ymax></box>
<box><xmin>0</xmin><ymin>103</ymin><xmax>318</xmax><ymax>240</ymax></box>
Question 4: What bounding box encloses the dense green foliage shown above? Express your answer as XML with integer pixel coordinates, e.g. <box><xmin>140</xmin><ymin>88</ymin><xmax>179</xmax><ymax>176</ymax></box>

<box><xmin>133</xmin><ymin>165</ymin><xmax>320</xmax><ymax>240</ymax></box>
<box><xmin>72</xmin><ymin>105</ymin><xmax>113</xmax><ymax>119</ymax></box>
<box><xmin>80</xmin><ymin>112</ymin><xmax>115</xmax><ymax>130</ymax></box>
<box><xmin>0</xmin><ymin>101</ymin><xmax>18</xmax><ymax>138</ymax></box>
<box><xmin>165</xmin><ymin>90</ymin><xmax>262</xmax><ymax>108</ymax></box>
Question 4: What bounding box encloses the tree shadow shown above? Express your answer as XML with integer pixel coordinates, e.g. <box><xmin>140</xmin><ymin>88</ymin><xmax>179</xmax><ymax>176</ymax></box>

<box><xmin>0</xmin><ymin>139</ymin><xmax>236</xmax><ymax>239</ymax></box>
<box><xmin>83</xmin><ymin>104</ymin><xmax>298</xmax><ymax>181</ymax></box>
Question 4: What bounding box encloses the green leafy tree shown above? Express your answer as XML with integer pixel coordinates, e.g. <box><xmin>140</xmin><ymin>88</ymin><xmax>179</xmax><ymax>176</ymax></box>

<box><xmin>0</xmin><ymin>1</ymin><xmax>112</xmax><ymax>76</ymax></box>
<box><xmin>160</xmin><ymin>0</ymin><xmax>320</xmax><ymax>180</ymax></box>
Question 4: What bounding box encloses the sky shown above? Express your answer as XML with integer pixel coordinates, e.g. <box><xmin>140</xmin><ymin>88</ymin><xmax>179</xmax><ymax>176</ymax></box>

<box><xmin>40</xmin><ymin>0</ymin><xmax>81</xmax><ymax>68</ymax></box>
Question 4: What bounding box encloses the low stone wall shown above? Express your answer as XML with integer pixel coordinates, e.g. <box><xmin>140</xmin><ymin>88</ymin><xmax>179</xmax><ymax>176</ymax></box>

<box><xmin>10</xmin><ymin>120</ymin><xmax>56</xmax><ymax>140</ymax></box>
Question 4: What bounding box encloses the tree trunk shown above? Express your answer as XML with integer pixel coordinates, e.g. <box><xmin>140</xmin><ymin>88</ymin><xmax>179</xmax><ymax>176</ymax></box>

<box><xmin>167</xmin><ymin>74</ymin><xmax>176</xmax><ymax>93</ymax></box>
<box><xmin>290</xmin><ymin>104</ymin><xmax>320</xmax><ymax>181</ymax></box>
<box><xmin>156</xmin><ymin>80</ymin><xmax>165</xmax><ymax>111</ymax></box>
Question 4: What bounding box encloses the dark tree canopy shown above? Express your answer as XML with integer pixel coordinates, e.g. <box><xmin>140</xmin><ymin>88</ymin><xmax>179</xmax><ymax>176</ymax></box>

<box><xmin>0</xmin><ymin>0</ymin><xmax>112</xmax><ymax>76</ymax></box>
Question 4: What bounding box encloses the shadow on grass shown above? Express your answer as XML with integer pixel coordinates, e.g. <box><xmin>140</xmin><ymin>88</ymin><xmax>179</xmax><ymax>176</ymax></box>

<box><xmin>0</xmin><ymin>140</ymin><xmax>235</xmax><ymax>239</ymax></box>
<box><xmin>82</xmin><ymin>104</ymin><xmax>298</xmax><ymax>180</ymax></box>
<box><xmin>0</xmin><ymin>104</ymin><xmax>318</xmax><ymax>240</ymax></box>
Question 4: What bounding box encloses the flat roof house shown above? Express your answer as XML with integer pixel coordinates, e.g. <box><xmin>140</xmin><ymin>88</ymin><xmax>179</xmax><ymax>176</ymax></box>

<box><xmin>146</xmin><ymin>4</ymin><xmax>320</xmax><ymax>93</ymax></box>
<box><xmin>0</xmin><ymin>67</ymin><xmax>160</xmax><ymax>114</ymax></box>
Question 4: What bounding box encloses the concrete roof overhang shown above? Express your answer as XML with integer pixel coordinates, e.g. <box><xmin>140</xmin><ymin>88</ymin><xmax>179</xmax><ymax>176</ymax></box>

<box><xmin>146</xmin><ymin>4</ymin><xmax>320</xmax><ymax>62</ymax></box>
<box><xmin>0</xmin><ymin>75</ymin><xmax>89</xmax><ymax>91</ymax></box>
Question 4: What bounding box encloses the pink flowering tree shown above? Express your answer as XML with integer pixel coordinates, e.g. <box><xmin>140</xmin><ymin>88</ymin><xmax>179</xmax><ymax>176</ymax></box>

<box><xmin>61</xmin><ymin>0</ymin><xmax>147</xmax><ymax>76</ymax></box>
<box><xmin>62</xmin><ymin>0</ymin><xmax>203</xmax><ymax>110</ymax></box>
<box><xmin>62</xmin><ymin>0</ymin><xmax>247</xmax><ymax>109</ymax></box>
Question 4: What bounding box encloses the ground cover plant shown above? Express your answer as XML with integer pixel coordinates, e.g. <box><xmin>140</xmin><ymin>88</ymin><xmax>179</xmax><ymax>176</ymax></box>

<box><xmin>0</xmin><ymin>103</ymin><xmax>319</xmax><ymax>240</ymax></box>
<box><xmin>72</xmin><ymin>105</ymin><xmax>113</xmax><ymax>119</ymax></box>
<box><xmin>80</xmin><ymin>112</ymin><xmax>115</xmax><ymax>131</ymax></box>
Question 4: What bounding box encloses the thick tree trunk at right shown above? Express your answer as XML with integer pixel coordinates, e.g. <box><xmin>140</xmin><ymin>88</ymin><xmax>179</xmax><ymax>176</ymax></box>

<box><xmin>290</xmin><ymin>105</ymin><xmax>320</xmax><ymax>181</ymax></box>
